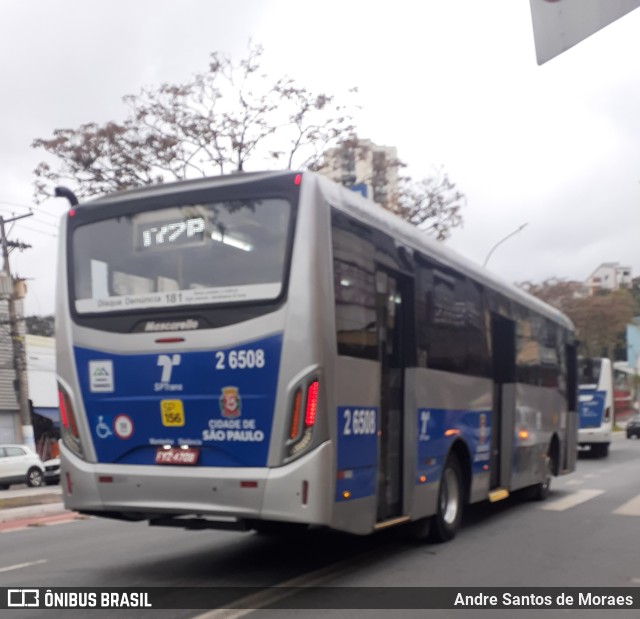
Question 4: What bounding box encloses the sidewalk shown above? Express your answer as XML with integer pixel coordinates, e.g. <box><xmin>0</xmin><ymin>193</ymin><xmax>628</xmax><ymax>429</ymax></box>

<box><xmin>0</xmin><ymin>484</ymin><xmax>68</xmax><ymax>524</ymax></box>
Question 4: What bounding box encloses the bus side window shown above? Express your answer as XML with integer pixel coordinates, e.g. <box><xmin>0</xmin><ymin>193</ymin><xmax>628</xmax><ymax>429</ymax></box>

<box><xmin>331</xmin><ymin>210</ymin><xmax>378</xmax><ymax>360</ymax></box>
<box><xmin>415</xmin><ymin>255</ymin><xmax>490</xmax><ymax>378</ymax></box>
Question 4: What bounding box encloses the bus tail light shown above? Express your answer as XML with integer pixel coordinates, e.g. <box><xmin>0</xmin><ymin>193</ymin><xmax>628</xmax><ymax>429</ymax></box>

<box><xmin>286</xmin><ymin>377</ymin><xmax>319</xmax><ymax>460</ymax></box>
<box><xmin>58</xmin><ymin>383</ymin><xmax>85</xmax><ymax>459</ymax></box>
<box><xmin>305</xmin><ymin>381</ymin><xmax>319</xmax><ymax>427</ymax></box>
<box><xmin>604</xmin><ymin>406</ymin><xmax>611</xmax><ymax>421</ymax></box>
<box><xmin>288</xmin><ymin>389</ymin><xmax>302</xmax><ymax>440</ymax></box>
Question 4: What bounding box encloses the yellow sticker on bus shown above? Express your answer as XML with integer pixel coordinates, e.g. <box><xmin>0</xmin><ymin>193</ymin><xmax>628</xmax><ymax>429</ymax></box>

<box><xmin>160</xmin><ymin>400</ymin><xmax>185</xmax><ymax>427</ymax></box>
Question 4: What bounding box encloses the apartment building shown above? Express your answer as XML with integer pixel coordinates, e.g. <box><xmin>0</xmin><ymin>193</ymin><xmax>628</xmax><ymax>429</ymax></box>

<box><xmin>317</xmin><ymin>138</ymin><xmax>399</xmax><ymax>210</ymax></box>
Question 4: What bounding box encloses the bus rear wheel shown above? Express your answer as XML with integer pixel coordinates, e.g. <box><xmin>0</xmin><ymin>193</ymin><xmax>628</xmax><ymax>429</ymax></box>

<box><xmin>430</xmin><ymin>455</ymin><xmax>464</xmax><ymax>543</ymax></box>
<box><xmin>531</xmin><ymin>454</ymin><xmax>553</xmax><ymax>501</ymax></box>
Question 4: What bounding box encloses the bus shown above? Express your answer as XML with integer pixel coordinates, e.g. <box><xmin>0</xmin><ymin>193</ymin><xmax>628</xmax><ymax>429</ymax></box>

<box><xmin>56</xmin><ymin>170</ymin><xmax>578</xmax><ymax>542</ymax></box>
<box><xmin>577</xmin><ymin>357</ymin><xmax>613</xmax><ymax>458</ymax></box>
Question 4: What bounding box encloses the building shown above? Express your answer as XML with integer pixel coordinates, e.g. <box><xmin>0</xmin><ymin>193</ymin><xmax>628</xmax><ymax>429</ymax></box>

<box><xmin>0</xmin><ymin>274</ymin><xmax>23</xmax><ymax>444</ymax></box>
<box><xmin>317</xmin><ymin>138</ymin><xmax>399</xmax><ymax>210</ymax></box>
<box><xmin>586</xmin><ymin>263</ymin><xmax>632</xmax><ymax>295</ymax></box>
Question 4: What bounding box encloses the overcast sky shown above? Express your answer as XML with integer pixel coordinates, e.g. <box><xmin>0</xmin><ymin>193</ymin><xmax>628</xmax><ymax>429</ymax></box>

<box><xmin>2</xmin><ymin>0</ymin><xmax>639</xmax><ymax>316</ymax></box>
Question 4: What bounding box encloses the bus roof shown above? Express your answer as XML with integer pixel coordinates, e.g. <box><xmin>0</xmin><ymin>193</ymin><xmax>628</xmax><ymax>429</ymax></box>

<box><xmin>311</xmin><ymin>173</ymin><xmax>574</xmax><ymax>332</ymax></box>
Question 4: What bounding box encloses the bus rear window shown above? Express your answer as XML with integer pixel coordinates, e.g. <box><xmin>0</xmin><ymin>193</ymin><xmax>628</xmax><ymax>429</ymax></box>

<box><xmin>72</xmin><ymin>198</ymin><xmax>291</xmax><ymax>314</ymax></box>
<box><xmin>578</xmin><ymin>358</ymin><xmax>602</xmax><ymax>386</ymax></box>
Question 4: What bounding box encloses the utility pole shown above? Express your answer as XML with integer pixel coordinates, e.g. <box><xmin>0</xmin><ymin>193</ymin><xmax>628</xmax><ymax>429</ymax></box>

<box><xmin>0</xmin><ymin>213</ymin><xmax>33</xmax><ymax>449</ymax></box>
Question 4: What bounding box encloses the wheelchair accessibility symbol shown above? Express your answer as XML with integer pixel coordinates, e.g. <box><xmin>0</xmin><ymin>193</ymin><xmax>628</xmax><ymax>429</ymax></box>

<box><xmin>96</xmin><ymin>415</ymin><xmax>112</xmax><ymax>439</ymax></box>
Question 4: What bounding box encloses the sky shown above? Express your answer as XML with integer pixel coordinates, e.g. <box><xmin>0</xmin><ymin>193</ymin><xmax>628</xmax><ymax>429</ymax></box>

<box><xmin>1</xmin><ymin>0</ymin><xmax>639</xmax><ymax>316</ymax></box>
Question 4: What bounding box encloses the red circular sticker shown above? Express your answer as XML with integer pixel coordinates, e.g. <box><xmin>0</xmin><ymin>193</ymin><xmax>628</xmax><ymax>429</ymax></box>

<box><xmin>113</xmin><ymin>414</ymin><xmax>134</xmax><ymax>439</ymax></box>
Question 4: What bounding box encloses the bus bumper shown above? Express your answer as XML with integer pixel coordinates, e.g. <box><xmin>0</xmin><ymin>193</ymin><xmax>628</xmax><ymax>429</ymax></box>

<box><xmin>578</xmin><ymin>429</ymin><xmax>611</xmax><ymax>445</ymax></box>
<box><xmin>60</xmin><ymin>441</ymin><xmax>333</xmax><ymax>527</ymax></box>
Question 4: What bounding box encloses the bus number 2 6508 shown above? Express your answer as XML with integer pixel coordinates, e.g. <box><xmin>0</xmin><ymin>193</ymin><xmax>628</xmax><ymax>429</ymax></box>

<box><xmin>215</xmin><ymin>349</ymin><xmax>266</xmax><ymax>370</ymax></box>
<box><xmin>342</xmin><ymin>408</ymin><xmax>377</xmax><ymax>436</ymax></box>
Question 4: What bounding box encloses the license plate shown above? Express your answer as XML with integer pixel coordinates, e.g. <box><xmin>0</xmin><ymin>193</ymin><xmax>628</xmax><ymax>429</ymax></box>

<box><xmin>155</xmin><ymin>447</ymin><xmax>199</xmax><ymax>465</ymax></box>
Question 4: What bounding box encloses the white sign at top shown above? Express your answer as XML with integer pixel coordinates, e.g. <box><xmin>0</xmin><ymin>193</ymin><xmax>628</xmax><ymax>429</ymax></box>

<box><xmin>530</xmin><ymin>0</ymin><xmax>640</xmax><ymax>65</ymax></box>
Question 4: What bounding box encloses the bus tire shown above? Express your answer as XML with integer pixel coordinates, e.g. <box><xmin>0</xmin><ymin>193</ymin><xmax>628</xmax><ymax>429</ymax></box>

<box><xmin>599</xmin><ymin>443</ymin><xmax>609</xmax><ymax>458</ymax></box>
<box><xmin>531</xmin><ymin>453</ymin><xmax>553</xmax><ymax>501</ymax></box>
<box><xmin>430</xmin><ymin>455</ymin><xmax>464</xmax><ymax>543</ymax></box>
<box><xmin>404</xmin><ymin>516</ymin><xmax>432</xmax><ymax>541</ymax></box>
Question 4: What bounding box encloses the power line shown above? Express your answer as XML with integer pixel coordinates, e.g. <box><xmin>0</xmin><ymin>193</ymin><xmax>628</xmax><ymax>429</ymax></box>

<box><xmin>0</xmin><ymin>216</ymin><xmax>58</xmax><ymax>230</ymax></box>
<box><xmin>11</xmin><ymin>224</ymin><xmax>57</xmax><ymax>238</ymax></box>
<box><xmin>0</xmin><ymin>214</ymin><xmax>59</xmax><ymax>236</ymax></box>
<box><xmin>0</xmin><ymin>200</ymin><xmax>63</xmax><ymax>221</ymax></box>
<box><xmin>0</xmin><ymin>210</ymin><xmax>59</xmax><ymax>230</ymax></box>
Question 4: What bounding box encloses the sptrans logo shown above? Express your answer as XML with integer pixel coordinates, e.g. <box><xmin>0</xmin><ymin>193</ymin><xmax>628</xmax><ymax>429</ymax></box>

<box><xmin>155</xmin><ymin>354</ymin><xmax>183</xmax><ymax>392</ymax></box>
<box><xmin>220</xmin><ymin>386</ymin><xmax>241</xmax><ymax>418</ymax></box>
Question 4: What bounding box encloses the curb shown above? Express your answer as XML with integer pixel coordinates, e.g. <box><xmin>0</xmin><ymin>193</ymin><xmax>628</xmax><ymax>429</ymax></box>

<box><xmin>0</xmin><ymin>486</ymin><xmax>65</xmax><ymax>523</ymax></box>
<box><xmin>0</xmin><ymin>491</ymin><xmax>63</xmax><ymax>510</ymax></box>
<box><xmin>0</xmin><ymin>501</ymin><xmax>70</xmax><ymax>524</ymax></box>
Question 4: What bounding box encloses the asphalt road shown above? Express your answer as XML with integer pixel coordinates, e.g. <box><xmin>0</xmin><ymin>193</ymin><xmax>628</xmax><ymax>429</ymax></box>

<box><xmin>2</xmin><ymin>433</ymin><xmax>640</xmax><ymax>618</ymax></box>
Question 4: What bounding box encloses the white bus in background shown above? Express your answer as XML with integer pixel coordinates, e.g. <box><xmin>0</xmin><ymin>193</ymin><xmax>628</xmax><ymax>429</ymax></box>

<box><xmin>578</xmin><ymin>357</ymin><xmax>613</xmax><ymax>458</ymax></box>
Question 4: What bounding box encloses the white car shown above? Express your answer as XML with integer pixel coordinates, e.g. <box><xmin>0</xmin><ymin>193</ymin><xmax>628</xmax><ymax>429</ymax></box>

<box><xmin>0</xmin><ymin>444</ymin><xmax>45</xmax><ymax>489</ymax></box>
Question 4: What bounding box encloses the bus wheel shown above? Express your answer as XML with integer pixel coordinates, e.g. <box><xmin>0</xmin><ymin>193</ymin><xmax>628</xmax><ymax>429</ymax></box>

<box><xmin>598</xmin><ymin>443</ymin><xmax>609</xmax><ymax>458</ymax></box>
<box><xmin>404</xmin><ymin>516</ymin><xmax>432</xmax><ymax>541</ymax></box>
<box><xmin>430</xmin><ymin>455</ymin><xmax>463</xmax><ymax>543</ymax></box>
<box><xmin>531</xmin><ymin>454</ymin><xmax>553</xmax><ymax>501</ymax></box>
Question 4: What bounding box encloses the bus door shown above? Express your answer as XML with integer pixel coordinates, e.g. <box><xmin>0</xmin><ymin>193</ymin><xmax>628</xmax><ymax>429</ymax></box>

<box><xmin>375</xmin><ymin>268</ymin><xmax>411</xmax><ymax>521</ymax></box>
<box><xmin>490</xmin><ymin>315</ymin><xmax>516</xmax><ymax>490</ymax></box>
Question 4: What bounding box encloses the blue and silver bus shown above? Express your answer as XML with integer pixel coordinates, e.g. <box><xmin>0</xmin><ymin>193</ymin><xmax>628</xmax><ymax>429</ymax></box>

<box><xmin>578</xmin><ymin>357</ymin><xmax>613</xmax><ymax>458</ymax></box>
<box><xmin>56</xmin><ymin>171</ymin><xmax>578</xmax><ymax>541</ymax></box>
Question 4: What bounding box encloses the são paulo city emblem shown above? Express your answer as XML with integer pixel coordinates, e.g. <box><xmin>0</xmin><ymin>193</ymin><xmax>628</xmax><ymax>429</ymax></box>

<box><xmin>220</xmin><ymin>386</ymin><xmax>241</xmax><ymax>418</ymax></box>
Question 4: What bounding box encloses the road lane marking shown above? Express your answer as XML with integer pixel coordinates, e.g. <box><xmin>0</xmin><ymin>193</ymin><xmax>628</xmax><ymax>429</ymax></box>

<box><xmin>613</xmin><ymin>495</ymin><xmax>640</xmax><ymax>516</ymax></box>
<box><xmin>0</xmin><ymin>559</ymin><xmax>47</xmax><ymax>573</ymax></box>
<box><xmin>541</xmin><ymin>489</ymin><xmax>604</xmax><ymax>511</ymax></box>
<box><xmin>192</xmin><ymin>548</ymin><xmax>386</xmax><ymax>619</ymax></box>
<box><xmin>564</xmin><ymin>480</ymin><xmax>584</xmax><ymax>486</ymax></box>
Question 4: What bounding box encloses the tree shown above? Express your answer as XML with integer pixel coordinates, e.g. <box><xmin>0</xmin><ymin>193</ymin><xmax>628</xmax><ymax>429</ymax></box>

<box><xmin>26</xmin><ymin>315</ymin><xmax>55</xmax><ymax>337</ymax></box>
<box><xmin>312</xmin><ymin>137</ymin><xmax>465</xmax><ymax>240</ymax></box>
<box><xmin>520</xmin><ymin>279</ymin><xmax>634</xmax><ymax>359</ymax></box>
<box><xmin>32</xmin><ymin>45</ymin><xmax>357</xmax><ymax>201</ymax></box>
<box><xmin>33</xmin><ymin>45</ymin><xmax>465</xmax><ymax>239</ymax></box>
<box><xmin>395</xmin><ymin>169</ymin><xmax>465</xmax><ymax>241</ymax></box>
<box><xmin>519</xmin><ymin>278</ymin><xmax>585</xmax><ymax>314</ymax></box>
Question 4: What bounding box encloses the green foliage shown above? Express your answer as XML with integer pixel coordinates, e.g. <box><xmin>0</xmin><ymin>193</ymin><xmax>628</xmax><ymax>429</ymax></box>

<box><xmin>520</xmin><ymin>278</ymin><xmax>633</xmax><ymax>359</ymax></box>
